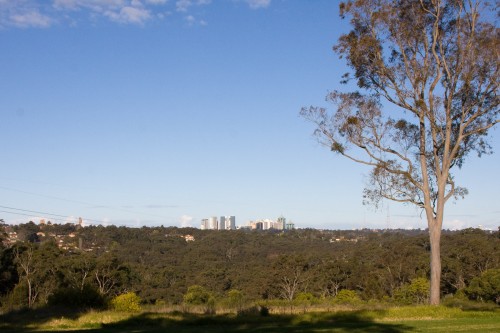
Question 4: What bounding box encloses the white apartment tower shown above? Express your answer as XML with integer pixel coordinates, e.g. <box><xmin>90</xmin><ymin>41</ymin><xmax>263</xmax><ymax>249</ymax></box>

<box><xmin>209</xmin><ymin>216</ymin><xmax>218</xmax><ymax>230</ymax></box>
<box><xmin>227</xmin><ymin>216</ymin><xmax>236</xmax><ymax>230</ymax></box>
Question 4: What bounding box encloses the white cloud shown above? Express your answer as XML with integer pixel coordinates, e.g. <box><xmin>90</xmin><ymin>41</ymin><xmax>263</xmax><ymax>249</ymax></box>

<box><xmin>246</xmin><ymin>0</ymin><xmax>270</xmax><ymax>9</ymax></box>
<box><xmin>184</xmin><ymin>13</ymin><xmax>207</xmax><ymax>26</ymax></box>
<box><xmin>105</xmin><ymin>6</ymin><xmax>151</xmax><ymax>24</ymax></box>
<box><xmin>179</xmin><ymin>214</ymin><xmax>193</xmax><ymax>227</ymax></box>
<box><xmin>176</xmin><ymin>0</ymin><xmax>210</xmax><ymax>12</ymax></box>
<box><xmin>131</xmin><ymin>0</ymin><xmax>143</xmax><ymax>7</ymax></box>
<box><xmin>0</xmin><ymin>0</ymin><xmax>267</xmax><ymax>28</ymax></box>
<box><xmin>145</xmin><ymin>0</ymin><xmax>168</xmax><ymax>4</ymax></box>
<box><xmin>10</xmin><ymin>11</ymin><xmax>53</xmax><ymax>28</ymax></box>
<box><xmin>53</xmin><ymin>0</ymin><xmax>127</xmax><ymax>12</ymax></box>
<box><xmin>185</xmin><ymin>14</ymin><xmax>195</xmax><ymax>24</ymax></box>
<box><xmin>176</xmin><ymin>0</ymin><xmax>191</xmax><ymax>12</ymax></box>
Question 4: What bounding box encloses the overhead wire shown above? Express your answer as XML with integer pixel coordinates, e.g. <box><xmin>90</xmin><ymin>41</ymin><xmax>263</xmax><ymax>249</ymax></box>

<box><xmin>0</xmin><ymin>205</ymin><xmax>103</xmax><ymax>224</ymax></box>
<box><xmin>0</xmin><ymin>185</ymin><xmax>177</xmax><ymax>221</ymax></box>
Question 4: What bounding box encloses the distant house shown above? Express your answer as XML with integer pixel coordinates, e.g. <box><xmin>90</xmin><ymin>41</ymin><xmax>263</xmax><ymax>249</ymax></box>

<box><xmin>184</xmin><ymin>235</ymin><xmax>195</xmax><ymax>242</ymax></box>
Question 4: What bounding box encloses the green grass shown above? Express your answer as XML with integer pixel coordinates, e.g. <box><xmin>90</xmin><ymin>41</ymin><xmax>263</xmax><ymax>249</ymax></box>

<box><xmin>376</xmin><ymin>306</ymin><xmax>500</xmax><ymax>333</ymax></box>
<box><xmin>1</xmin><ymin>305</ymin><xmax>498</xmax><ymax>332</ymax></box>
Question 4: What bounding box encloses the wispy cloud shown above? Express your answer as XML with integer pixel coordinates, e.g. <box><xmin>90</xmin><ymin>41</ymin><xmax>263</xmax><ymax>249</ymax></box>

<box><xmin>145</xmin><ymin>0</ymin><xmax>168</xmax><ymax>4</ymax></box>
<box><xmin>246</xmin><ymin>0</ymin><xmax>271</xmax><ymax>9</ymax></box>
<box><xmin>104</xmin><ymin>6</ymin><xmax>151</xmax><ymax>24</ymax></box>
<box><xmin>184</xmin><ymin>14</ymin><xmax>206</xmax><ymax>26</ymax></box>
<box><xmin>185</xmin><ymin>13</ymin><xmax>195</xmax><ymax>24</ymax></box>
<box><xmin>0</xmin><ymin>0</ymin><xmax>269</xmax><ymax>29</ymax></box>
<box><xmin>2</xmin><ymin>0</ymin><xmax>165</xmax><ymax>28</ymax></box>
<box><xmin>176</xmin><ymin>0</ymin><xmax>210</xmax><ymax>13</ymax></box>
<box><xmin>176</xmin><ymin>0</ymin><xmax>191</xmax><ymax>12</ymax></box>
<box><xmin>10</xmin><ymin>10</ymin><xmax>52</xmax><ymax>28</ymax></box>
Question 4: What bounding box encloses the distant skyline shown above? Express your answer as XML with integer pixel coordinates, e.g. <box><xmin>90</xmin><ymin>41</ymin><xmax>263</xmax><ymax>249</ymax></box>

<box><xmin>1</xmin><ymin>1</ymin><xmax>498</xmax><ymax>231</ymax></box>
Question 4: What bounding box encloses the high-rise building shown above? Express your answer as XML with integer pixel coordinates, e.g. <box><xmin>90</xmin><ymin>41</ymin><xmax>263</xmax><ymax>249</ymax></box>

<box><xmin>209</xmin><ymin>216</ymin><xmax>218</xmax><ymax>230</ymax></box>
<box><xmin>227</xmin><ymin>216</ymin><xmax>236</xmax><ymax>230</ymax></box>
<box><xmin>200</xmin><ymin>215</ymin><xmax>236</xmax><ymax>230</ymax></box>
<box><xmin>277</xmin><ymin>216</ymin><xmax>286</xmax><ymax>230</ymax></box>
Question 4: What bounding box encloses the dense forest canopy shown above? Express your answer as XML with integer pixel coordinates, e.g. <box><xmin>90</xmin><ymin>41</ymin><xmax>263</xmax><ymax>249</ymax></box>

<box><xmin>1</xmin><ymin>222</ymin><xmax>498</xmax><ymax>310</ymax></box>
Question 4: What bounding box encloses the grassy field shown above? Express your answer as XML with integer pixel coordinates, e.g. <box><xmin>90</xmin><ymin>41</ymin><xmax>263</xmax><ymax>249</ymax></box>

<box><xmin>1</xmin><ymin>305</ymin><xmax>499</xmax><ymax>332</ymax></box>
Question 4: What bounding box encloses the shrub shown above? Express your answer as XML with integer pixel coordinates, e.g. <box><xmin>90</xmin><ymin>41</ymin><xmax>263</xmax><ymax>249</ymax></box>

<box><xmin>110</xmin><ymin>292</ymin><xmax>141</xmax><ymax>312</ymax></box>
<box><xmin>2</xmin><ymin>283</ymin><xmax>28</xmax><ymax>311</ymax></box>
<box><xmin>223</xmin><ymin>289</ymin><xmax>245</xmax><ymax>312</ymax></box>
<box><xmin>49</xmin><ymin>285</ymin><xmax>105</xmax><ymax>309</ymax></box>
<box><xmin>394</xmin><ymin>278</ymin><xmax>429</xmax><ymax>305</ymax></box>
<box><xmin>183</xmin><ymin>285</ymin><xmax>211</xmax><ymax>306</ymax></box>
<box><xmin>466</xmin><ymin>269</ymin><xmax>500</xmax><ymax>304</ymax></box>
<box><xmin>259</xmin><ymin>305</ymin><xmax>270</xmax><ymax>316</ymax></box>
<box><xmin>294</xmin><ymin>292</ymin><xmax>317</xmax><ymax>311</ymax></box>
<box><xmin>442</xmin><ymin>293</ymin><xmax>498</xmax><ymax>310</ymax></box>
<box><xmin>334</xmin><ymin>289</ymin><xmax>361</xmax><ymax>304</ymax></box>
<box><xmin>183</xmin><ymin>285</ymin><xmax>215</xmax><ymax>314</ymax></box>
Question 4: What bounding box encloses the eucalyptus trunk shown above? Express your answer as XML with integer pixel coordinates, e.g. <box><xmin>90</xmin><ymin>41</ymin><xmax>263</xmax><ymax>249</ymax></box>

<box><xmin>429</xmin><ymin>221</ymin><xmax>442</xmax><ymax>305</ymax></box>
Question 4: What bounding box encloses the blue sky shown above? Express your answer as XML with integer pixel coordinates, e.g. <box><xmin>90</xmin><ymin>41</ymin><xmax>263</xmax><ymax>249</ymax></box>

<box><xmin>0</xmin><ymin>0</ymin><xmax>498</xmax><ymax>231</ymax></box>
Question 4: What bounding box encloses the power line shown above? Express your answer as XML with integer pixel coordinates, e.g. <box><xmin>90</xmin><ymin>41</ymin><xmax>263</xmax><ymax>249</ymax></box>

<box><xmin>0</xmin><ymin>205</ymin><xmax>102</xmax><ymax>225</ymax></box>
<box><xmin>0</xmin><ymin>205</ymin><xmax>161</xmax><ymax>227</ymax></box>
<box><xmin>0</xmin><ymin>186</ymin><xmax>175</xmax><ymax>220</ymax></box>
<box><xmin>0</xmin><ymin>209</ymin><xmax>72</xmax><ymax>224</ymax></box>
<box><xmin>0</xmin><ymin>205</ymin><xmax>78</xmax><ymax>220</ymax></box>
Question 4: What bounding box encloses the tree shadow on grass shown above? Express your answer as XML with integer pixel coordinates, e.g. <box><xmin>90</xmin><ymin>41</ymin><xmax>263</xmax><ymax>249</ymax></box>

<box><xmin>1</xmin><ymin>309</ymin><xmax>414</xmax><ymax>333</ymax></box>
<box><xmin>0</xmin><ymin>306</ymin><xmax>87</xmax><ymax>333</ymax></box>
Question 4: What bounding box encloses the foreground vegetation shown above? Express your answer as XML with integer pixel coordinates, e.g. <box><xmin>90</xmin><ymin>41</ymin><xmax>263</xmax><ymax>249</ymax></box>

<box><xmin>1</xmin><ymin>222</ymin><xmax>499</xmax><ymax>331</ymax></box>
<box><xmin>2</xmin><ymin>222</ymin><xmax>499</xmax><ymax>311</ymax></box>
<box><xmin>1</xmin><ymin>304</ymin><xmax>499</xmax><ymax>333</ymax></box>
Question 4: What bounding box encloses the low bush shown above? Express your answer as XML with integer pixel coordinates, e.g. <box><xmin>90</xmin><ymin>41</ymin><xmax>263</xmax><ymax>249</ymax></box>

<box><xmin>334</xmin><ymin>289</ymin><xmax>362</xmax><ymax>305</ymax></box>
<box><xmin>110</xmin><ymin>292</ymin><xmax>141</xmax><ymax>312</ymax></box>
<box><xmin>393</xmin><ymin>278</ymin><xmax>429</xmax><ymax>305</ymax></box>
<box><xmin>48</xmin><ymin>285</ymin><xmax>105</xmax><ymax>309</ymax></box>
<box><xmin>465</xmin><ymin>269</ymin><xmax>500</xmax><ymax>304</ymax></box>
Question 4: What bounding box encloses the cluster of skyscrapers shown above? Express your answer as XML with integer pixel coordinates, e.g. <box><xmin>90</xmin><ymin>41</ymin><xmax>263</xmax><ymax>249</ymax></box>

<box><xmin>200</xmin><ymin>216</ymin><xmax>236</xmax><ymax>230</ymax></box>
<box><xmin>200</xmin><ymin>215</ymin><xmax>294</xmax><ymax>231</ymax></box>
<box><xmin>247</xmin><ymin>216</ymin><xmax>294</xmax><ymax>230</ymax></box>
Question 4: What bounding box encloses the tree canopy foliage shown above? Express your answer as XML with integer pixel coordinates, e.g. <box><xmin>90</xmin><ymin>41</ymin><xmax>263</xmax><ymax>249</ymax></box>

<box><xmin>0</xmin><ymin>223</ymin><xmax>498</xmax><ymax>310</ymax></box>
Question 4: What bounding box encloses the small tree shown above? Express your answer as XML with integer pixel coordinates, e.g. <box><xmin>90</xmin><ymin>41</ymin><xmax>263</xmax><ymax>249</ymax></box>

<box><xmin>301</xmin><ymin>0</ymin><xmax>499</xmax><ymax>305</ymax></box>
<box><xmin>225</xmin><ymin>289</ymin><xmax>245</xmax><ymax>312</ymax></box>
<box><xmin>273</xmin><ymin>255</ymin><xmax>311</xmax><ymax>301</ymax></box>
<box><xmin>294</xmin><ymin>292</ymin><xmax>317</xmax><ymax>313</ymax></box>
<box><xmin>14</xmin><ymin>244</ymin><xmax>37</xmax><ymax>308</ymax></box>
<box><xmin>183</xmin><ymin>285</ymin><xmax>215</xmax><ymax>314</ymax></box>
